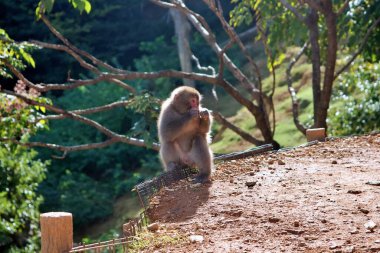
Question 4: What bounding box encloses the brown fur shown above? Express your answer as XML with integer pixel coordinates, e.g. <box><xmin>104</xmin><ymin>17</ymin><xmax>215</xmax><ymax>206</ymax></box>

<box><xmin>157</xmin><ymin>86</ymin><xmax>213</xmax><ymax>183</ymax></box>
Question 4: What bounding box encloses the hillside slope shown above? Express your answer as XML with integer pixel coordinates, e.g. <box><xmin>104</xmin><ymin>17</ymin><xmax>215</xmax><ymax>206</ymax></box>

<box><xmin>138</xmin><ymin>133</ymin><xmax>380</xmax><ymax>252</ymax></box>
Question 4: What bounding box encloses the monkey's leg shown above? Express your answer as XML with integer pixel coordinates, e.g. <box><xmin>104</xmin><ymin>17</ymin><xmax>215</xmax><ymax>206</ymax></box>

<box><xmin>189</xmin><ymin>135</ymin><xmax>213</xmax><ymax>183</ymax></box>
<box><xmin>160</xmin><ymin>142</ymin><xmax>182</xmax><ymax>171</ymax></box>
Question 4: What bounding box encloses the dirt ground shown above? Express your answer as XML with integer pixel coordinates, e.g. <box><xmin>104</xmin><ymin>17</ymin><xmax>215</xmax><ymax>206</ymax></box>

<box><xmin>145</xmin><ymin>134</ymin><xmax>380</xmax><ymax>252</ymax></box>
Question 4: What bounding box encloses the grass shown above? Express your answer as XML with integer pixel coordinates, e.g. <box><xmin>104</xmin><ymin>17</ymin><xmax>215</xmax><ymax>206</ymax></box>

<box><xmin>127</xmin><ymin>230</ymin><xmax>186</xmax><ymax>252</ymax></box>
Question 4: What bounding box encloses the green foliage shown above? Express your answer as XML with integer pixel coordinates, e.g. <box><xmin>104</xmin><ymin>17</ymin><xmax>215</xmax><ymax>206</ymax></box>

<box><xmin>230</xmin><ymin>0</ymin><xmax>309</xmax><ymax>60</ymax></box>
<box><xmin>0</xmin><ymin>82</ymin><xmax>50</xmax><ymax>142</ymax></box>
<box><xmin>127</xmin><ymin>93</ymin><xmax>161</xmax><ymax>148</ymax></box>
<box><xmin>36</xmin><ymin>0</ymin><xmax>91</xmax><ymax>18</ymax></box>
<box><xmin>329</xmin><ymin>59</ymin><xmax>380</xmax><ymax>136</ymax></box>
<box><xmin>133</xmin><ymin>36</ymin><xmax>180</xmax><ymax>98</ymax></box>
<box><xmin>0</xmin><ymin>92</ymin><xmax>49</xmax><ymax>252</ymax></box>
<box><xmin>347</xmin><ymin>0</ymin><xmax>380</xmax><ymax>62</ymax></box>
<box><xmin>36</xmin><ymin>81</ymin><xmax>161</xmax><ymax>228</ymax></box>
<box><xmin>0</xmin><ymin>146</ymin><xmax>48</xmax><ymax>252</ymax></box>
<box><xmin>0</xmin><ymin>29</ymin><xmax>38</xmax><ymax>77</ymax></box>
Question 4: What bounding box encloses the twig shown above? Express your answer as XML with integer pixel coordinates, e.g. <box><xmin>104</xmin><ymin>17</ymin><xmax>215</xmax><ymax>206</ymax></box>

<box><xmin>1</xmin><ymin>89</ymin><xmax>160</xmax><ymax>151</ymax></box>
<box><xmin>204</xmin><ymin>0</ymin><xmax>263</xmax><ymax>90</ymax></box>
<box><xmin>40</xmin><ymin>14</ymin><xmax>126</xmax><ymax>74</ymax></box>
<box><xmin>279</xmin><ymin>0</ymin><xmax>307</xmax><ymax>23</ymax></box>
<box><xmin>286</xmin><ymin>42</ymin><xmax>308</xmax><ymax>135</ymax></box>
<box><xmin>212</xmin><ymin>111</ymin><xmax>265</xmax><ymax>146</ymax></box>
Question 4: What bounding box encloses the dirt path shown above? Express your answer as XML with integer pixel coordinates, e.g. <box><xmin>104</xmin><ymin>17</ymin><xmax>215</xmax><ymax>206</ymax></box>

<box><xmin>145</xmin><ymin>134</ymin><xmax>380</xmax><ymax>252</ymax></box>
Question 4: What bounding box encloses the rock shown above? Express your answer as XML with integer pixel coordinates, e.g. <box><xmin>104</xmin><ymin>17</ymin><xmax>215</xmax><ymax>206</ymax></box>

<box><xmin>343</xmin><ymin>246</ymin><xmax>355</xmax><ymax>253</ymax></box>
<box><xmin>298</xmin><ymin>242</ymin><xmax>307</xmax><ymax>247</ymax></box>
<box><xmin>358</xmin><ymin>208</ymin><xmax>369</xmax><ymax>214</ymax></box>
<box><xmin>332</xmin><ymin>160</ymin><xmax>338</xmax><ymax>164</ymax></box>
<box><xmin>370</xmin><ymin>246</ymin><xmax>380</xmax><ymax>252</ymax></box>
<box><xmin>285</xmin><ymin>229</ymin><xmax>304</xmax><ymax>235</ymax></box>
<box><xmin>349</xmin><ymin>228</ymin><xmax>359</xmax><ymax>234</ymax></box>
<box><xmin>278</xmin><ymin>160</ymin><xmax>285</xmax><ymax>165</ymax></box>
<box><xmin>147</xmin><ymin>222</ymin><xmax>160</xmax><ymax>232</ymax></box>
<box><xmin>268</xmin><ymin>217</ymin><xmax>280</xmax><ymax>223</ymax></box>
<box><xmin>190</xmin><ymin>183</ymin><xmax>202</xmax><ymax>188</ymax></box>
<box><xmin>245</xmin><ymin>181</ymin><xmax>257</xmax><ymax>188</ymax></box>
<box><xmin>329</xmin><ymin>241</ymin><xmax>340</xmax><ymax>250</ymax></box>
<box><xmin>230</xmin><ymin>210</ymin><xmax>243</xmax><ymax>217</ymax></box>
<box><xmin>364</xmin><ymin>220</ymin><xmax>377</xmax><ymax>232</ymax></box>
<box><xmin>294</xmin><ymin>221</ymin><xmax>300</xmax><ymax>227</ymax></box>
<box><xmin>189</xmin><ymin>235</ymin><xmax>204</xmax><ymax>243</ymax></box>
<box><xmin>366</xmin><ymin>181</ymin><xmax>380</xmax><ymax>186</ymax></box>
<box><xmin>347</xmin><ymin>190</ymin><xmax>362</xmax><ymax>194</ymax></box>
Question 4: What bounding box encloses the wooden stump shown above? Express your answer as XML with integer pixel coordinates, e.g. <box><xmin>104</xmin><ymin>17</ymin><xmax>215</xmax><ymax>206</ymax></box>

<box><xmin>40</xmin><ymin>212</ymin><xmax>73</xmax><ymax>253</ymax></box>
<box><xmin>306</xmin><ymin>128</ymin><xmax>326</xmax><ymax>142</ymax></box>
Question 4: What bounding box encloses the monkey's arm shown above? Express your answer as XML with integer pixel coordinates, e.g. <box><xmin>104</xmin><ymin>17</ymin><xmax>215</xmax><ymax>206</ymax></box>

<box><xmin>159</xmin><ymin>109</ymin><xmax>199</xmax><ymax>142</ymax></box>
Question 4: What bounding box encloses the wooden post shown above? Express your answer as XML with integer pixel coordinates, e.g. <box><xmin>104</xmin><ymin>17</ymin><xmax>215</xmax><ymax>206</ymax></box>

<box><xmin>40</xmin><ymin>212</ymin><xmax>73</xmax><ymax>253</ymax></box>
<box><xmin>306</xmin><ymin>128</ymin><xmax>326</xmax><ymax>142</ymax></box>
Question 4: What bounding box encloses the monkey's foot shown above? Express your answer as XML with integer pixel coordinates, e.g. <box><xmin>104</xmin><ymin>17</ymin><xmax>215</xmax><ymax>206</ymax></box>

<box><xmin>193</xmin><ymin>174</ymin><xmax>211</xmax><ymax>184</ymax></box>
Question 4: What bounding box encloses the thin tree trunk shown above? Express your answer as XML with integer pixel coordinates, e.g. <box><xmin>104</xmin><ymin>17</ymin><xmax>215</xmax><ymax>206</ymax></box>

<box><xmin>317</xmin><ymin>2</ymin><xmax>337</xmax><ymax>129</ymax></box>
<box><xmin>306</xmin><ymin>9</ymin><xmax>322</xmax><ymax>127</ymax></box>
<box><xmin>170</xmin><ymin>8</ymin><xmax>195</xmax><ymax>87</ymax></box>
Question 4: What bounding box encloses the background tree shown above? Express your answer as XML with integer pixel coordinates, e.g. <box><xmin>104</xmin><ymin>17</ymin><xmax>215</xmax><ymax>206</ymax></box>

<box><xmin>230</xmin><ymin>0</ymin><xmax>380</xmax><ymax>133</ymax></box>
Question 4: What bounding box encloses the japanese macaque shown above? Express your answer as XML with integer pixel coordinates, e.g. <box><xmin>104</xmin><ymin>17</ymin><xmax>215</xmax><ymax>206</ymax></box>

<box><xmin>157</xmin><ymin>86</ymin><xmax>213</xmax><ymax>183</ymax></box>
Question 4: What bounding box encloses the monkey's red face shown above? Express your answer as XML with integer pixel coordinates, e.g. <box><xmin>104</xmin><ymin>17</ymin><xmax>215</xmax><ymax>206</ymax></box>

<box><xmin>190</xmin><ymin>96</ymin><xmax>199</xmax><ymax>109</ymax></box>
<box><xmin>172</xmin><ymin>88</ymin><xmax>201</xmax><ymax>113</ymax></box>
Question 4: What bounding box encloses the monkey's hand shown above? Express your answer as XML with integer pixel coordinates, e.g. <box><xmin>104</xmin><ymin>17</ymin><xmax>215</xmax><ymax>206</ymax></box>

<box><xmin>189</xmin><ymin>108</ymin><xmax>200</xmax><ymax>118</ymax></box>
<box><xmin>199</xmin><ymin>109</ymin><xmax>210</xmax><ymax>119</ymax></box>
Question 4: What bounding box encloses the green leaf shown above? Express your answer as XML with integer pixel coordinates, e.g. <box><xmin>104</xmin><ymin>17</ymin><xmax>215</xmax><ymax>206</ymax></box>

<box><xmin>84</xmin><ymin>0</ymin><xmax>91</xmax><ymax>13</ymax></box>
<box><xmin>41</xmin><ymin>0</ymin><xmax>55</xmax><ymax>13</ymax></box>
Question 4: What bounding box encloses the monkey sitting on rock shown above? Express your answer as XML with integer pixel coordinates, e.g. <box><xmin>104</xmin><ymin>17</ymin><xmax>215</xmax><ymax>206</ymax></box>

<box><xmin>157</xmin><ymin>86</ymin><xmax>213</xmax><ymax>183</ymax></box>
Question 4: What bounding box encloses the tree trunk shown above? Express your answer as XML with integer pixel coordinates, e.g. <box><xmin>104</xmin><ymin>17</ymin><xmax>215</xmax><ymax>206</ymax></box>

<box><xmin>306</xmin><ymin>9</ymin><xmax>322</xmax><ymax>127</ymax></box>
<box><xmin>317</xmin><ymin>2</ymin><xmax>337</xmax><ymax>130</ymax></box>
<box><xmin>170</xmin><ymin>8</ymin><xmax>195</xmax><ymax>87</ymax></box>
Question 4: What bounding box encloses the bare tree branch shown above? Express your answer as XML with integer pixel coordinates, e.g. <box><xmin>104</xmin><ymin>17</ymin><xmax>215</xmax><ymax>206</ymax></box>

<box><xmin>41</xmin><ymin>100</ymin><xmax>133</xmax><ymax>120</ymax></box>
<box><xmin>286</xmin><ymin>43</ymin><xmax>308</xmax><ymax>135</ymax></box>
<box><xmin>30</xmin><ymin>40</ymin><xmax>136</xmax><ymax>93</ymax></box>
<box><xmin>152</xmin><ymin>0</ymin><xmax>260</xmax><ymax>98</ymax></box>
<box><xmin>280</xmin><ymin>0</ymin><xmax>307</xmax><ymax>23</ymax></box>
<box><xmin>1</xmin><ymin>138</ymin><xmax>119</xmax><ymax>155</ymax></box>
<box><xmin>3</xmin><ymin>61</ymin><xmax>45</xmax><ymax>92</ymax></box>
<box><xmin>205</xmin><ymin>0</ymin><xmax>263</xmax><ymax>89</ymax></box>
<box><xmin>30</xmin><ymin>40</ymin><xmax>101</xmax><ymax>74</ymax></box>
<box><xmin>1</xmin><ymin>89</ymin><xmax>160</xmax><ymax>151</ymax></box>
<box><xmin>40</xmin><ymin>14</ymin><xmax>126</xmax><ymax>74</ymax></box>
<box><xmin>212</xmin><ymin>111</ymin><xmax>265</xmax><ymax>146</ymax></box>
<box><xmin>334</xmin><ymin>16</ymin><xmax>380</xmax><ymax>79</ymax></box>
